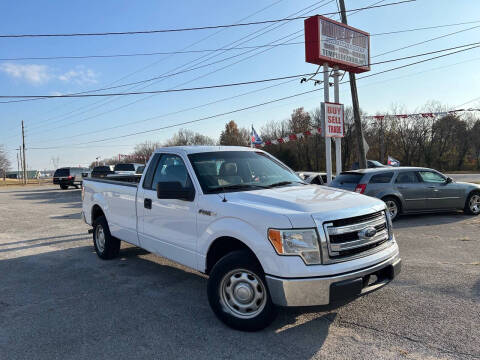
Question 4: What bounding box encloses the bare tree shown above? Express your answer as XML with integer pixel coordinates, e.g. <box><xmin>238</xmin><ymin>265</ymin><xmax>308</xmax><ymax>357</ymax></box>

<box><xmin>164</xmin><ymin>129</ymin><xmax>215</xmax><ymax>147</ymax></box>
<box><xmin>0</xmin><ymin>146</ymin><xmax>11</xmax><ymax>179</ymax></box>
<box><xmin>133</xmin><ymin>141</ymin><xmax>162</xmax><ymax>163</ymax></box>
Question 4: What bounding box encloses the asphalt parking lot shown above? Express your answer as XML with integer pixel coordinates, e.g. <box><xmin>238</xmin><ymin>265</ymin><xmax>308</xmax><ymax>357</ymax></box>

<box><xmin>0</xmin><ymin>185</ymin><xmax>479</xmax><ymax>360</ymax></box>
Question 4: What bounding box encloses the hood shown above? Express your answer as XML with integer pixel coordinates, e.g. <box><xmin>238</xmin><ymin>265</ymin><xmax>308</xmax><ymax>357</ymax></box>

<box><xmin>223</xmin><ymin>185</ymin><xmax>386</xmax><ymax>225</ymax></box>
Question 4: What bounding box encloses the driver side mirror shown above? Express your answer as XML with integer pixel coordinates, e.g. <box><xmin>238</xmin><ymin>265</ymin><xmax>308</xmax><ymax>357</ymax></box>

<box><xmin>445</xmin><ymin>177</ymin><xmax>453</xmax><ymax>184</ymax></box>
<box><xmin>157</xmin><ymin>181</ymin><xmax>195</xmax><ymax>201</ymax></box>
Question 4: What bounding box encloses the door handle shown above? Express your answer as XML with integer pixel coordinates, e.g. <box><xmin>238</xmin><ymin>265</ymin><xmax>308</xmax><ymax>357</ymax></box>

<box><xmin>397</xmin><ymin>186</ymin><xmax>407</xmax><ymax>189</ymax></box>
<box><xmin>427</xmin><ymin>186</ymin><xmax>436</xmax><ymax>189</ymax></box>
<box><xmin>144</xmin><ymin>198</ymin><xmax>152</xmax><ymax>209</ymax></box>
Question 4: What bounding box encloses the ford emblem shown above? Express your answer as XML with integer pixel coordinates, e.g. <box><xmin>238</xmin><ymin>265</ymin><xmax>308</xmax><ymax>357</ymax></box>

<box><xmin>358</xmin><ymin>226</ymin><xmax>377</xmax><ymax>239</ymax></box>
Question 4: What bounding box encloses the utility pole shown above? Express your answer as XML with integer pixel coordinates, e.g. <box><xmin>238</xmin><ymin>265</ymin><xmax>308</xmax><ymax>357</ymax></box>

<box><xmin>16</xmin><ymin>148</ymin><xmax>20</xmax><ymax>183</ymax></box>
<box><xmin>338</xmin><ymin>0</ymin><xmax>367</xmax><ymax>169</ymax></box>
<box><xmin>21</xmin><ymin>121</ymin><xmax>27</xmax><ymax>184</ymax></box>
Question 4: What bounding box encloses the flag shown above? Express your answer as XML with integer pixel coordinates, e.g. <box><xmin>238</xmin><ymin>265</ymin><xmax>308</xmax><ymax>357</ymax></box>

<box><xmin>250</xmin><ymin>126</ymin><xmax>263</xmax><ymax>145</ymax></box>
<box><xmin>387</xmin><ymin>156</ymin><xmax>400</xmax><ymax>167</ymax></box>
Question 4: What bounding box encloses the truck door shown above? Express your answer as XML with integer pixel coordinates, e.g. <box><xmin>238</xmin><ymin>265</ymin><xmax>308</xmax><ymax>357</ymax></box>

<box><xmin>137</xmin><ymin>153</ymin><xmax>198</xmax><ymax>269</ymax></box>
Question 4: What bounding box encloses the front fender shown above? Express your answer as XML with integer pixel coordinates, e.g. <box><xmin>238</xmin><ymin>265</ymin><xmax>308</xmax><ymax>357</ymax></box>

<box><xmin>197</xmin><ymin>217</ymin><xmax>282</xmax><ymax>274</ymax></box>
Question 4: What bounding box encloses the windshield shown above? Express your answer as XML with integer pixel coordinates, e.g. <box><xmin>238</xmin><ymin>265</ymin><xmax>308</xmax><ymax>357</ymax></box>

<box><xmin>369</xmin><ymin>160</ymin><xmax>385</xmax><ymax>167</ymax></box>
<box><xmin>331</xmin><ymin>173</ymin><xmax>363</xmax><ymax>185</ymax></box>
<box><xmin>93</xmin><ymin>166</ymin><xmax>111</xmax><ymax>172</ymax></box>
<box><xmin>188</xmin><ymin>151</ymin><xmax>304</xmax><ymax>194</ymax></box>
<box><xmin>54</xmin><ymin>168</ymin><xmax>69</xmax><ymax>177</ymax></box>
<box><xmin>114</xmin><ymin>163</ymin><xmax>135</xmax><ymax>171</ymax></box>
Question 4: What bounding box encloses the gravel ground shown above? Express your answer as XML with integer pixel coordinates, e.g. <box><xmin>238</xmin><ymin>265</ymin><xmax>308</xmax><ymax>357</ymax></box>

<box><xmin>0</xmin><ymin>185</ymin><xmax>478</xmax><ymax>360</ymax></box>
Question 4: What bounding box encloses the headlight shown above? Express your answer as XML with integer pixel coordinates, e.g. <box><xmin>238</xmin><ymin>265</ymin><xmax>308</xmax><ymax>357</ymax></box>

<box><xmin>385</xmin><ymin>209</ymin><xmax>393</xmax><ymax>240</ymax></box>
<box><xmin>268</xmin><ymin>228</ymin><xmax>321</xmax><ymax>264</ymax></box>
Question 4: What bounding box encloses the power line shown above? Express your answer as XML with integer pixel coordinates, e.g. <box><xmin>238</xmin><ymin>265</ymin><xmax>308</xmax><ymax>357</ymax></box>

<box><xmin>20</xmin><ymin>1</ymin><xmax>334</xmax><ymax>136</ymax></box>
<box><xmin>3</xmin><ymin>19</ymin><xmax>480</xmax><ymax>62</ymax></box>
<box><xmin>28</xmin><ymin>43</ymin><xmax>480</xmax><ymax>150</ymax></box>
<box><xmin>3</xmin><ymin>41</ymin><xmax>480</xmax><ymax>101</ymax></box>
<box><xmin>6</xmin><ymin>19</ymin><xmax>480</xmax><ymax>108</ymax></box>
<box><xmin>15</xmin><ymin>1</ymin><xmax>475</xmax><ymax>147</ymax></box>
<box><xmin>0</xmin><ymin>73</ymin><xmax>313</xmax><ymax>99</ymax></box>
<box><xmin>31</xmin><ymin>79</ymin><xmax>298</xmax><ymax>144</ymax></box>
<box><xmin>0</xmin><ymin>0</ymin><xmax>411</xmax><ymax>151</ymax></box>
<box><xmin>18</xmin><ymin>2</ymin><xmax>335</xmax><ymax>110</ymax></box>
<box><xmin>0</xmin><ymin>0</ymin><xmax>415</xmax><ymax>39</ymax></box>
<box><xmin>373</xmin><ymin>24</ymin><xmax>480</xmax><ymax>58</ymax></box>
<box><xmin>9</xmin><ymin>0</ymin><xmax>291</xmax><ymax>133</ymax></box>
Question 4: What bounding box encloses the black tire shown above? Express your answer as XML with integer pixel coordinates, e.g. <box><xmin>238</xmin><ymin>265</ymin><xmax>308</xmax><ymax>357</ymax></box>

<box><xmin>383</xmin><ymin>196</ymin><xmax>401</xmax><ymax>221</ymax></box>
<box><xmin>464</xmin><ymin>191</ymin><xmax>480</xmax><ymax>215</ymax></box>
<box><xmin>60</xmin><ymin>184</ymin><xmax>69</xmax><ymax>190</ymax></box>
<box><xmin>92</xmin><ymin>215</ymin><xmax>120</xmax><ymax>259</ymax></box>
<box><xmin>207</xmin><ymin>250</ymin><xmax>277</xmax><ymax>331</ymax></box>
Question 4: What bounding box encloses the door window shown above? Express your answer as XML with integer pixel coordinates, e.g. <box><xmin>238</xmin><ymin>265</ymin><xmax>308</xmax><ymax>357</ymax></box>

<box><xmin>151</xmin><ymin>154</ymin><xmax>193</xmax><ymax>191</ymax></box>
<box><xmin>418</xmin><ymin>171</ymin><xmax>446</xmax><ymax>183</ymax></box>
<box><xmin>369</xmin><ymin>172</ymin><xmax>393</xmax><ymax>184</ymax></box>
<box><xmin>395</xmin><ymin>172</ymin><xmax>419</xmax><ymax>183</ymax></box>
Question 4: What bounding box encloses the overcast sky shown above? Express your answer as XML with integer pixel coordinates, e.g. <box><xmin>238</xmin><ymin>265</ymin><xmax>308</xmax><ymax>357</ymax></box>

<box><xmin>1</xmin><ymin>0</ymin><xmax>479</xmax><ymax>170</ymax></box>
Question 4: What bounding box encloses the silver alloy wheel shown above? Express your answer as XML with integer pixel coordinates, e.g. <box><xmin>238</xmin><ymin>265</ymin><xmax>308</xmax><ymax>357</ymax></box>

<box><xmin>220</xmin><ymin>269</ymin><xmax>267</xmax><ymax>319</ymax></box>
<box><xmin>95</xmin><ymin>225</ymin><xmax>106</xmax><ymax>253</ymax></box>
<box><xmin>385</xmin><ymin>200</ymin><xmax>398</xmax><ymax>220</ymax></box>
<box><xmin>469</xmin><ymin>194</ymin><xmax>480</xmax><ymax>214</ymax></box>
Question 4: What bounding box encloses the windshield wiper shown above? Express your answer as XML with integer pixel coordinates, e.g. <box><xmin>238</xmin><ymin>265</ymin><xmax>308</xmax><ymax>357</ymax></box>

<box><xmin>267</xmin><ymin>180</ymin><xmax>305</xmax><ymax>188</ymax></box>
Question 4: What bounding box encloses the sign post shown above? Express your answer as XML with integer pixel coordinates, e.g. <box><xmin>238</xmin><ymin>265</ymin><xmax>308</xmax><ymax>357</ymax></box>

<box><xmin>323</xmin><ymin>63</ymin><xmax>332</xmax><ymax>184</ymax></box>
<box><xmin>334</xmin><ymin>66</ymin><xmax>341</xmax><ymax>176</ymax></box>
<box><xmin>305</xmin><ymin>14</ymin><xmax>370</xmax><ymax>178</ymax></box>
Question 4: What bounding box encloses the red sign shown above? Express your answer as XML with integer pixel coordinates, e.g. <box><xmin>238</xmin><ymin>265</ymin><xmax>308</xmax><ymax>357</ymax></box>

<box><xmin>304</xmin><ymin>15</ymin><xmax>370</xmax><ymax>73</ymax></box>
<box><xmin>324</xmin><ymin>102</ymin><xmax>344</xmax><ymax>138</ymax></box>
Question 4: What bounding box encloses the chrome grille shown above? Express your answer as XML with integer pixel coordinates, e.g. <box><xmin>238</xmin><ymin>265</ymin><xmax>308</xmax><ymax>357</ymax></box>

<box><xmin>322</xmin><ymin>211</ymin><xmax>392</xmax><ymax>263</ymax></box>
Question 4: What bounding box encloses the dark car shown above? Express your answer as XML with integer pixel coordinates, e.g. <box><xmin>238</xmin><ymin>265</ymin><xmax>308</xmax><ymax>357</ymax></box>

<box><xmin>53</xmin><ymin>167</ymin><xmax>88</xmax><ymax>189</ymax></box>
<box><xmin>91</xmin><ymin>166</ymin><xmax>114</xmax><ymax>178</ymax></box>
<box><xmin>329</xmin><ymin>167</ymin><xmax>480</xmax><ymax>220</ymax></box>
<box><xmin>351</xmin><ymin>160</ymin><xmax>386</xmax><ymax>170</ymax></box>
<box><xmin>113</xmin><ymin>163</ymin><xmax>143</xmax><ymax>174</ymax></box>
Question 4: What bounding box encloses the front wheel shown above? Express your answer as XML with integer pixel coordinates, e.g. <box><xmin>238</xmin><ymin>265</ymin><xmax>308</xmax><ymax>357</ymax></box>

<box><xmin>464</xmin><ymin>192</ymin><xmax>480</xmax><ymax>215</ymax></box>
<box><xmin>60</xmin><ymin>184</ymin><xmax>68</xmax><ymax>190</ymax></box>
<box><xmin>207</xmin><ymin>250</ymin><xmax>277</xmax><ymax>331</ymax></box>
<box><xmin>383</xmin><ymin>196</ymin><xmax>400</xmax><ymax>221</ymax></box>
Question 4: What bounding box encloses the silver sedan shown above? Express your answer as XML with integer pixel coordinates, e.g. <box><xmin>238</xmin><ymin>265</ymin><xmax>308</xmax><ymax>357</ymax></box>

<box><xmin>329</xmin><ymin>167</ymin><xmax>480</xmax><ymax>221</ymax></box>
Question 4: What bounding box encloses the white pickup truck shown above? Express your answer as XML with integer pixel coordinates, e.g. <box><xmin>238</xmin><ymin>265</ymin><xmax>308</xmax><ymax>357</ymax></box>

<box><xmin>82</xmin><ymin>146</ymin><xmax>401</xmax><ymax>331</ymax></box>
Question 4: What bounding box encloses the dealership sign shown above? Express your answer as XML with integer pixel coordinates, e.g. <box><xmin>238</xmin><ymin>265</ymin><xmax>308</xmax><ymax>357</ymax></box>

<box><xmin>304</xmin><ymin>15</ymin><xmax>370</xmax><ymax>73</ymax></box>
<box><xmin>324</xmin><ymin>102</ymin><xmax>344</xmax><ymax>137</ymax></box>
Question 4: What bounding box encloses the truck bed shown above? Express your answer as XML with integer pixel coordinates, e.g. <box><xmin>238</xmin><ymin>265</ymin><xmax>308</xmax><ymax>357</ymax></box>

<box><xmin>83</xmin><ymin>174</ymin><xmax>141</xmax><ymax>186</ymax></box>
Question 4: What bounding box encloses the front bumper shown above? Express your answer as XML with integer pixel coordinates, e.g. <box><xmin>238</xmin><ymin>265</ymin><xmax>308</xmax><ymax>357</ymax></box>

<box><xmin>265</xmin><ymin>253</ymin><xmax>401</xmax><ymax>306</ymax></box>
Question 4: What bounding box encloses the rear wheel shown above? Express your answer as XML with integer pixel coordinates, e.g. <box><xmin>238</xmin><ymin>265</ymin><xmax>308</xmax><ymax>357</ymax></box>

<box><xmin>60</xmin><ymin>184</ymin><xmax>68</xmax><ymax>190</ymax></box>
<box><xmin>464</xmin><ymin>191</ymin><xmax>480</xmax><ymax>215</ymax></box>
<box><xmin>207</xmin><ymin>250</ymin><xmax>277</xmax><ymax>331</ymax></box>
<box><xmin>93</xmin><ymin>215</ymin><xmax>120</xmax><ymax>259</ymax></box>
<box><xmin>383</xmin><ymin>196</ymin><xmax>400</xmax><ymax>221</ymax></box>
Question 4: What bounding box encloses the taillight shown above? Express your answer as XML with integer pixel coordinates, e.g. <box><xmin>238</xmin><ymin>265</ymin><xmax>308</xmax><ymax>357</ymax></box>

<box><xmin>355</xmin><ymin>184</ymin><xmax>367</xmax><ymax>194</ymax></box>
<box><xmin>67</xmin><ymin>175</ymin><xmax>73</xmax><ymax>180</ymax></box>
